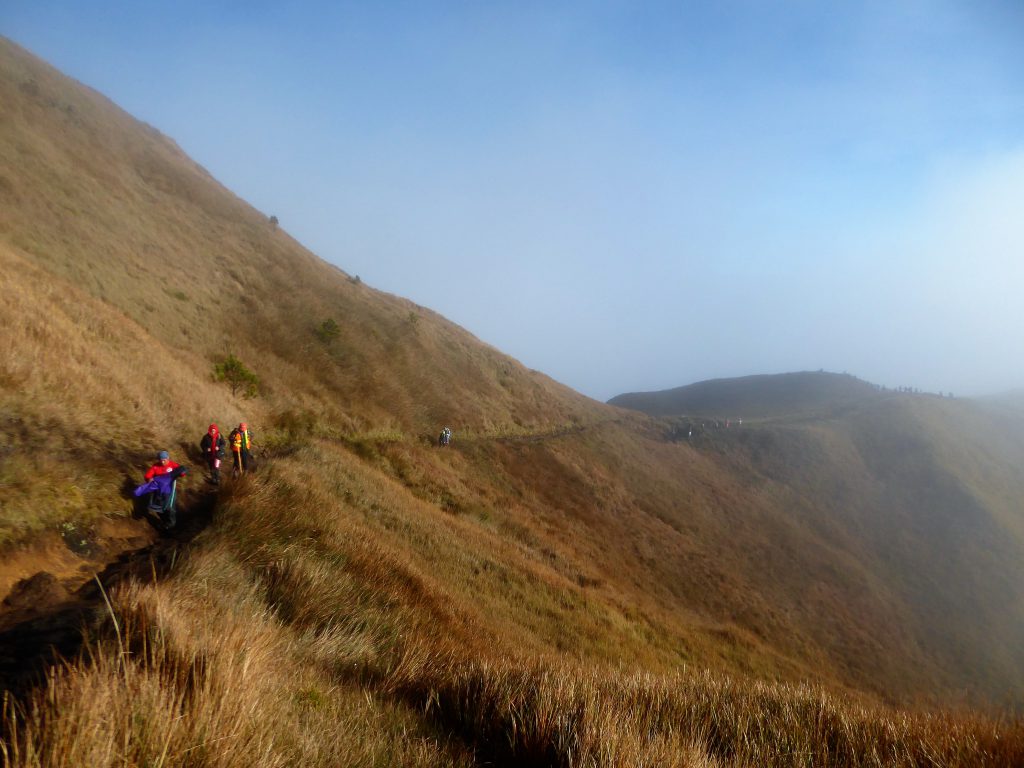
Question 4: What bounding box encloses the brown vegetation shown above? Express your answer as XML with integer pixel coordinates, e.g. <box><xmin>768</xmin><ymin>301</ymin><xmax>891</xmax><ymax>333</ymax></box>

<box><xmin>4</xmin><ymin>461</ymin><xmax>1023</xmax><ymax>766</ymax></box>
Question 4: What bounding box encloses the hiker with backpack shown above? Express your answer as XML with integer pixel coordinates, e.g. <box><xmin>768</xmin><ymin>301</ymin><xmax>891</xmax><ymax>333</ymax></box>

<box><xmin>229</xmin><ymin>422</ymin><xmax>254</xmax><ymax>476</ymax></box>
<box><xmin>199</xmin><ymin>423</ymin><xmax>226</xmax><ymax>485</ymax></box>
<box><xmin>135</xmin><ymin>450</ymin><xmax>188</xmax><ymax>530</ymax></box>
<box><xmin>438</xmin><ymin>426</ymin><xmax>452</xmax><ymax>447</ymax></box>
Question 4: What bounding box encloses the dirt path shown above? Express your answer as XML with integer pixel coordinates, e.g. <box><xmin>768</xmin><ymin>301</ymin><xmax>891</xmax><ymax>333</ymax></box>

<box><xmin>458</xmin><ymin>416</ymin><xmax>630</xmax><ymax>446</ymax></box>
<box><xmin>0</xmin><ymin>486</ymin><xmax>217</xmax><ymax>696</ymax></box>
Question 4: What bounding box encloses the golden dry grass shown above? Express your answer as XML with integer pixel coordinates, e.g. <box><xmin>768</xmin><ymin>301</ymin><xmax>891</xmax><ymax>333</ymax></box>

<box><xmin>4</xmin><ymin>462</ymin><xmax>1022</xmax><ymax>766</ymax></box>
<box><xmin>3</xmin><ymin>558</ymin><xmax>472</xmax><ymax>767</ymax></box>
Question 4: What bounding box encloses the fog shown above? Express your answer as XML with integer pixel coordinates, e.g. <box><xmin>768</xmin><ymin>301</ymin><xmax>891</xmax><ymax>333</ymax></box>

<box><xmin>7</xmin><ymin>1</ymin><xmax>1024</xmax><ymax>400</ymax></box>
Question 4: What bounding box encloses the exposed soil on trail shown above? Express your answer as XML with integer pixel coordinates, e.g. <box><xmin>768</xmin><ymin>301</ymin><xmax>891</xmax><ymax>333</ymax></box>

<box><xmin>0</xmin><ymin>517</ymin><xmax>149</xmax><ymax>602</ymax></box>
<box><xmin>0</xmin><ymin>484</ymin><xmax>217</xmax><ymax>697</ymax></box>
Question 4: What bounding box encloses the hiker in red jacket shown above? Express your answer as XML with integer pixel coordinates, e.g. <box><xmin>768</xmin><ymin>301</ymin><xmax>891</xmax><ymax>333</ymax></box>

<box><xmin>199</xmin><ymin>424</ymin><xmax>226</xmax><ymax>485</ymax></box>
<box><xmin>145</xmin><ymin>450</ymin><xmax>180</xmax><ymax>480</ymax></box>
<box><xmin>140</xmin><ymin>450</ymin><xmax>186</xmax><ymax>529</ymax></box>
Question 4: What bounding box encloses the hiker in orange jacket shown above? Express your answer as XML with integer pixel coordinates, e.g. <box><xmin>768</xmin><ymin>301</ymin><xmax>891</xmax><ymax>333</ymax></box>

<box><xmin>229</xmin><ymin>422</ymin><xmax>254</xmax><ymax>475</ymax></box>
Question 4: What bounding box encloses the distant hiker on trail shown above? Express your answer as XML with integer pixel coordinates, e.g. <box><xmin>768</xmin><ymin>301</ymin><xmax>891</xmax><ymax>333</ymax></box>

<box><xmin>438</xmin><ymin>426</ymin><xmax>452</xmax><ymax>447</ymax></box>
<box><xmin>200</xmin><ymin>423</ymin><xmax>226</xmax><ymax>485</ymax></box>
<box><xmin>229</xmin><ymin>422</ymin><xmax>254</xmax><ymax>476</ymax></box>
<box><xmin>135</xmin><ymin>450</ymin><xmax>187</xmax><ymax>530</ymax></box>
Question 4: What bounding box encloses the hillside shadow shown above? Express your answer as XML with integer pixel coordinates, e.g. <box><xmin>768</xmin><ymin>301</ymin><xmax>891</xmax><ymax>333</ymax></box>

<box><xmin>120</xmin><ymin>474</ymin><xmax>149</xmax><ymax>521</ymax></box>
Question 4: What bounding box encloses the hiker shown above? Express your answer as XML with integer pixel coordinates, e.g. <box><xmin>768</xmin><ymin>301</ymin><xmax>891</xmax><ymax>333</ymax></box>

<box><xmin>229</xmin><ymin>422</ymin><xmax>254</xmax><ymax>475</ymax></box>
<box><xmin>145</xmin><ymin>449</ymin><xmax>180</xmax><ymax>481</ymax></box>
<box><xmin>135</xmin><ymin>450</ymin><xmax>187</xmax><ymax>529</ymax></box>
<box><xmin>438</xmin><ymin>426</ymin><xmax>452</xmax><ymax>447</ymax></box>
<box><xmin>199</xmin><ymin>423</ymin><xmax>226</xmax><ymax>485</ymax></box>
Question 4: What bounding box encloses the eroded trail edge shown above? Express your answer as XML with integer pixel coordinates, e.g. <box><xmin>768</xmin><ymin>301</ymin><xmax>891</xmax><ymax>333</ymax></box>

<box><xmin>0</xmin><ymin>488</ymin><xmax>218</xmax><ymax>698</ymax></box>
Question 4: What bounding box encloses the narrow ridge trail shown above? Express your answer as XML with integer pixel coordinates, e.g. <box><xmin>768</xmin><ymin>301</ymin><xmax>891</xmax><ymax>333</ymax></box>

<box><xmin>447</xmin><ymin>415</ymin><xmax>633</xmax><ymax>446</ymax></box>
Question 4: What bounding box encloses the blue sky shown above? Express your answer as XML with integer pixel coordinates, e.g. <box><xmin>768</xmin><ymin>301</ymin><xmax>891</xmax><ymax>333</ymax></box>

<box><xmin>5</xmin><ymin>1</ymin><xmax>1024</xmax><ymax>399</ymax></box>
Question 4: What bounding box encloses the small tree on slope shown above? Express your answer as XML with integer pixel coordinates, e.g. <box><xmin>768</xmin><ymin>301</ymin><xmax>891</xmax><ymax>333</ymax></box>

<box><xmin>213</xmin><ymin>354</ymin><xmax>259</xmax><ymax>398</ymax></box>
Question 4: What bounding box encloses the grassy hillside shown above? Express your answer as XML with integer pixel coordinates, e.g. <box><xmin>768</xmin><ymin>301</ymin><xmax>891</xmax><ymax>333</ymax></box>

<box><xmin>611</xmin><ymin>372</ymin><xmax>1024</xmax><ymax>701</ymax></box>
<box><xmin>690</xmin><ymin>394</ymin><xmax>1024</xmax><ymax>700</ymax></box>
<box><xmin>9</xmin><ymin>452</ymin><xmax>1023</xmax><ymax>767</ymax></box>
<box><xmin>609</xmin><ymin>371</ymin><xmax>882</xmax><ymax>419</ymax></box>
<box><xmin>2</xmin><ymin>36</ymin><xmax>1024</xmax><ymax>765</ymax></box>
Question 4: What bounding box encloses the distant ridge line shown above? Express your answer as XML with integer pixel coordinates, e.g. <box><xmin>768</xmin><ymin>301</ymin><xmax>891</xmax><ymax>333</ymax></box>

<box><xmin>609</xmin><ymin>370</ymin><xmax>880</xmax><ymax>419</ymax></box>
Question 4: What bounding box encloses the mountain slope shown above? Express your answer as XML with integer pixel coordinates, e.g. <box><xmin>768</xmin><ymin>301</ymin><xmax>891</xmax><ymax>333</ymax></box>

<box><xmin>696</xmin><ymin>393</ymin><xmax>1024</xmax><ymax>700</ymax></box>
<box><xmin>0</xmin><ymin>35</ymin><xmax>602</xmax><ymax>436</ymax></box>
<box><xmin>2</xmin><ymin>36</ymin><xmax>1024</xmax><ymax>766</ymax></box>
<box><xmin>0</xmin><ymin>33</ymin><xmax>605</xmax><ymax>546</ymax></box>
<box><xmin>612</xmin><ymin>371</ymin><xmax>1024</xmax><ymax>700</ymax></box>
